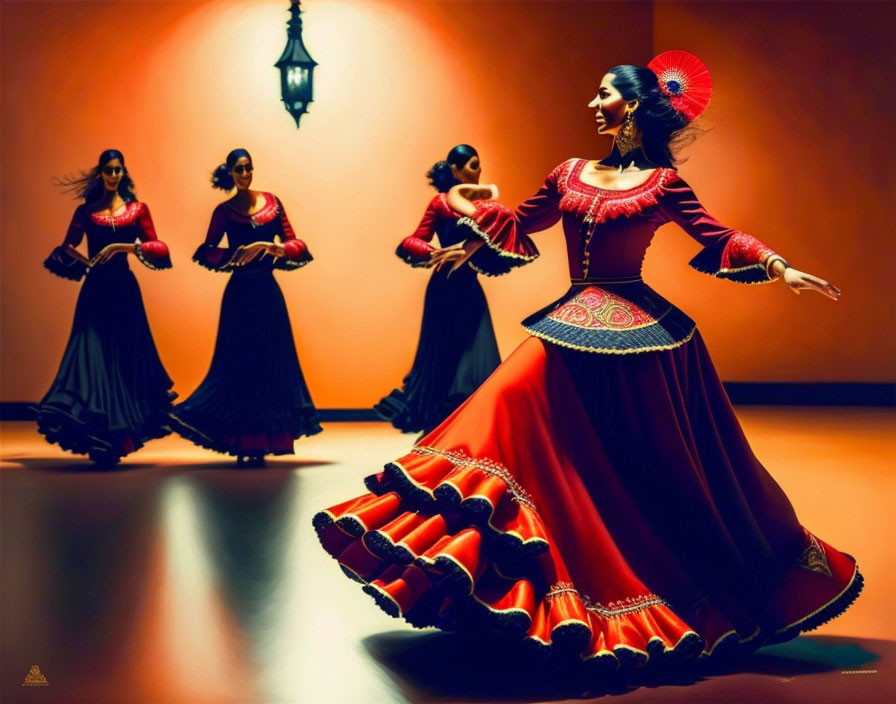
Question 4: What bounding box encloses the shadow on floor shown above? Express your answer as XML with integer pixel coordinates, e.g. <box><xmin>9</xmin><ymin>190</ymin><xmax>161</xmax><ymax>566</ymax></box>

<box><xmin>1</xmin><ymin>456</ymin><xmax>334</xmax><ymax>473</ymax></box>
<box><xmin>1</xmin><ymin>457</ymin><xmax>159</xmax><ymax>472</ymax></box>
<box><xmin>171</xmin><ymin>458</ymin><xmax>334</xmax><ymax>471</ymax></box>
<box><xmin>364</xmin><ymin>631</ymin><xmax>883</xmax><ymax>702</ymax></box>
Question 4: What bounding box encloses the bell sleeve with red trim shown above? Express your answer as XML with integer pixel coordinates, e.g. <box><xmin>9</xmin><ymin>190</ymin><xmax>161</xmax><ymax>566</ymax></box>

<box><xmin>272</xmin><ymin>196</ymin><xmax>313</xmax><ymax>271</ymax></box>
<box><xmin>133</xmin><ymin>203</ymin><xmax>172</xmax><ymax>270</ymax></box>
<box><xmin>44</xmin><ymin>206</ymin><xmax>89</xmax><ymax>281</ymax></box>
<box><xmin>192</xmin><ymin>205</ymin><xmax>233</xmax><ymax>272</ymax></box>
<box><xmin>455</xmin><ymin>163</ymin><xmax>567</xmax><ymax>276</ymax></box>
<box><xmin>395</xmin><ymin>194</ymin><xmax>452</xmax><ymax>267</ymax></box>
<box><xmin>660</xmin><ymin>175</ymin><xmax>786</xmax><ymax>284</ymax></box>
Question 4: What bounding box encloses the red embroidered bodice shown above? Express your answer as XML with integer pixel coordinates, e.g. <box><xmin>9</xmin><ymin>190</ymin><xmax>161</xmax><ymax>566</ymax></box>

<box><xmin>459</xmin><ymin>159</ymin><xmax>784</xmax><ymax>353</ymax></box>
<box><xmin>65</xmin><ymin>201</ymin><xmax>167</xmax><ymax>257</ymax></box>
<box><xmin>44</xmin><ymin>201</ymin><xmax>171</xmax><ymax>280</ymax></box>
<box><xmin>193</xmin><ymin>192</ymin><xmax>311</xmax><ymax>272</ymax></box>
<box><xmin>464</xmin><ymin>158</ymin><xmax>777</xmax><ymax>282</ymax></box>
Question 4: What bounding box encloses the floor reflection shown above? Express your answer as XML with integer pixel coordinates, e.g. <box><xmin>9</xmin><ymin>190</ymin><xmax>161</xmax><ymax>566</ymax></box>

<box><xmin>189</xmin><ymin>470</ymin><xmax>299</xmax><ymax>659</ymax></box>
<box><xmin>1</xmin><ymin>415</ymin><xmax>893</xmax><ymax>703</ymax></box>
<box><xmin>4</xmin><ymin>467</ymin><xmax>165</xmax><ymax>702</ymax></box>
<box><xmin>1</xmin><ymin>466</ymin><xmax>265</xmax><ymax>702</ymax></box>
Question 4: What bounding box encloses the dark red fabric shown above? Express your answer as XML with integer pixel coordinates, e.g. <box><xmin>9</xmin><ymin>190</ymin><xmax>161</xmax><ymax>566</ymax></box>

<box><xmin>273</xmin><ymin>195</ymin><xmax>310</xmax><ymax>258</ymax></box>
<box><xmin>204</xmin><ymin>204</ymin><xmax>229</xmax><ymax>245</ymax></box>
<box><xmin>137</xmin><ymin>239</ymin><xmax>169</xmax><ymax>259</ymax></box>
<box><xmin>396</xmin><ymin>194</ymin><xmax>454</xmax><ymax>264</ymax></box>
<box><xmin>314</xmin><ymin>158</ymin><xmax>859</xmax><ymax>667</ymax></box>
<box><xmin>464</xmin><ymin>160</ymin><xmax>779</xmax><ymax>281</ymax></box>
<box><xmin>398</xmin><ymin>236</ymin><xmax>435</xmax><ymax>261</ymax></box>
<box><xmin>411</xmin><ymin>194</ymin><xmax>454</xmax><ymax>239</ymax></box>
<box><xmin>316</xmin><ymin>335</ymin><xmax>859</xmax><ymax>661</ymax></box>
<box><xmin>135</xmin><ymin>203</ymin><xmax>159</xmax><ymax>241</ymax></box>
<box><xmin>57</xmin><ymin>202</ymin><xmax>169</xmax><ymax>263</ymax></box>
<box><xmin>201</xmin><ymin>193</ymin><xmax>310</xmax><ymax>265</ymax></box>
<box><xmin>63</xmin><ymin>206</ymin><xmax>87</xmax><ymax>247</ymax></box>
<box><xmin>464</xmin><ymin>201</ymin><xmax>540</xmax><ymax>275</ymax></box>
<box><xmin>659</xmin><ymin>175</ymin><xmax>775</xmax><ymax>278</ymax></box>
<box><xmin>200</xmin><ymin>205</ymin><xmax>231</xmax><ymax>265</ymax></box>
<box><xmin>282</xmin><ymin>238</ymin><xmax>306</xmax><ymax>259</ymax></box>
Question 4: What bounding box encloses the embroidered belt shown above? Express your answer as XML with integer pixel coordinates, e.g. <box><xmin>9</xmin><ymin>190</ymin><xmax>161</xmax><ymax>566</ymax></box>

<box><xmin>522</xmin><ymin>282</ymin><xmax>696</xmax><ymax>355</ymax></box>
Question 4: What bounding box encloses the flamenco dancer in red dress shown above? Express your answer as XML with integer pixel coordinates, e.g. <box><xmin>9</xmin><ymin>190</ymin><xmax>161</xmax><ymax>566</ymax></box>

<box><xmin>314</xmin><ymin>52</ymin><xmax>861</xmax><ymax>671</ymax></box>
<box><xmin>169</xmin><ymin>149</ymin><xmax>321</xmax><ymax>467</ymax></box>
<box><xmin>375</xmin><ymin>145</ymin><xmax>502</xmax><ymax>434</ymax></box>
<box><xmin>37</xmin><ymin>149</ymin><xmax>174</xmax><ymax>465</ymax></box>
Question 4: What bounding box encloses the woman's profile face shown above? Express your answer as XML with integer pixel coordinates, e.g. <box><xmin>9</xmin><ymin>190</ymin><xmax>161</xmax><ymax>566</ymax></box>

<box><xmin>230</xmin><ymin>156</ymin><xmax>254</xmax><ymax>191</ymax></box>
<box><xmin>588</xmin><ymin>73</ymin><xmax>629</xmax><ymax>135</ymax></box>
<box><xmin>451</xmin><ymin>155</ymin><xmax>481</xmax><ymax>185</ymax></box>
<box><xmin>101</xmin><ymin>158</ymin><xmax>123</xmax><ymax>192</ymax></box>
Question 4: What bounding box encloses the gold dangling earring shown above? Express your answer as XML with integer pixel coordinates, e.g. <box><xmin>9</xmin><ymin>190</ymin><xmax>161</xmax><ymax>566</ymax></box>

<box><xmin>615</xmin><ymin>108</ymin><xmax>638</xmax><ymax>156</ymax></box>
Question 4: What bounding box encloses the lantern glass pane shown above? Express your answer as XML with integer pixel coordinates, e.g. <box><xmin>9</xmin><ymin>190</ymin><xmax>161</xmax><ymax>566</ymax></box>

<box><xmin>287</xmin><ymin>66</ymin><xmax>309</xmax><ymax>89</ymax></box>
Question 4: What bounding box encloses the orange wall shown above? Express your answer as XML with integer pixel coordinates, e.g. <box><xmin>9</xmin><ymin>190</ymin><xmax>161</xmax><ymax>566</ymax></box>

<box><xmin>1</xmin><ymin>1</ymin><xmax>893</xmax><ymax>408</ymax></box>
<box><xmin>650</xmin><ymin>0</ymin><xmax>896</xmax><ymax>382</ymax></box>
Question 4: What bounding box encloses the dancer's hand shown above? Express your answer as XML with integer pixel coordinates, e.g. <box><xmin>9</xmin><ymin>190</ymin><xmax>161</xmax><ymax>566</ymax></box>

<box><xmin>429</xmin><ymin>243</ymin><xmax>465</xmax><ymax>270</ymax></box>
<box><xmin>430</xmin><ymin>239</ymin><xmax>485</xmax><ymax>274</ymax></box>
<box><xmin>231</xmin><ymin>242</ymin><xmax>281</xmax><ymax>266</ymax></box>
<box><xmin>782</xmin><ymin>267</ymin><xmax>841</xmax><ymax>301</ymax></box>
<box><xmin>88</xmin><ymin>243</ymin><xmax>135</xmax><ymax>267</ymax></box>
<box><xmin>266</xmin><ymin>242</ymin><xmax>286</xmax><ymax>258</ymax></box>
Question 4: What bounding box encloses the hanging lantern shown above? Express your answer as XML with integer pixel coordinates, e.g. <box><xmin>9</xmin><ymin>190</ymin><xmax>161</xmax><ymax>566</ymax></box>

<box><xmin>275</xmin><ymin>0</ymin><xmax>317</xmax><ymax>127</ymax></box>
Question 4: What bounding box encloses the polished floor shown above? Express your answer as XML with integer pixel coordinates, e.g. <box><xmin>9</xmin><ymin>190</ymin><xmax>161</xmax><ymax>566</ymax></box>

<box><xmin>1</xmin><ymin>409</ymin><xmax>894</xmax><ymax>704</ymax></box>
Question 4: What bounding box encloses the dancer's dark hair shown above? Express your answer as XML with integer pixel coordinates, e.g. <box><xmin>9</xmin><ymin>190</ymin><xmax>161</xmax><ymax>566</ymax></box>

<box><xmin>211</xmin><ymin>148</ymin><xmax>253</xmax><ymax>191</ymax></box>
<box><xmin>54</xmin><ymin>149</ymin><xmax>136</xmax><ymax>203</ymax></box>
<box><xmin>602</xmin><ymin>65</ymin><xmax>697</xmax><ymax>168</ymax></box>
<box><xmin>427</xmin><ymin>144</ymin><xmax>479</xmax><ymax>193</ymax></box>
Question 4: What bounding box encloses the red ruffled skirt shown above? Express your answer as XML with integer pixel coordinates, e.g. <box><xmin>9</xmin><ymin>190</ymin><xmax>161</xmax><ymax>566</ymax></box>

<box><xmin>314</xmin><ymin>333</ymin><xmax>861</xmax><ymax>669</ymax></box>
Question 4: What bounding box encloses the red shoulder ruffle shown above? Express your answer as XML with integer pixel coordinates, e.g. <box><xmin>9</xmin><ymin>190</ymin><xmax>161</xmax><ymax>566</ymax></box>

<box><xmin>457</xmin><ymin>202</ymin><xmax>539</xmax><ymax>276</ymax></box>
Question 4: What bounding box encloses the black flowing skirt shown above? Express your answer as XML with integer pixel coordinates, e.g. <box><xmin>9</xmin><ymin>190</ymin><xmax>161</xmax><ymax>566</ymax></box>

<box><xmin>170</xmin><ymin>268</ymin><xmax>321</xmax><ymax>456</ymax></box>
<box><xmin>35</xmin><ymin>265</ymin><xmax>175</xmax><ymax>462</ymax></box>
<box><xmin>375</xmin><ymin>267</ymin><xmax>500</xmax><ymax>433</ymax></box>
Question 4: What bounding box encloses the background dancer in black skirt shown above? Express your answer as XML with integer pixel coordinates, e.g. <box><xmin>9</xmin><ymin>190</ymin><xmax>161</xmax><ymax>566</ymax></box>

<box><xmin>375</xmin><ymin>145</ymin><xmax>501</xmax><ymax>434</ymax></box>
<box><xmin>170</xmin><ymin>148</ymin><xmax>321</xmax><ymax>467</ymax></box>
<box><xmin>37</xmin><ymin>149</ymin><xmax>175</xmax><ymax>465</ymax></box>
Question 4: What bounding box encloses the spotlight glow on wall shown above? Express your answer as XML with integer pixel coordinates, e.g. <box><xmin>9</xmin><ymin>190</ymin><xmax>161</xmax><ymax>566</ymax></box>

<box><xmin>275</xmin><ymin>0</ymin><xmax>317</xmax><ymax>127</ymax></box>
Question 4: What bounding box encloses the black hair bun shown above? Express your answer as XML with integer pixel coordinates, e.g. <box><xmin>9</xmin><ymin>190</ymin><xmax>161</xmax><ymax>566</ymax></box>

<box><xmin>427</xmin><ymin>160</ymin><xmax>458</xmax><ymax>193</ymax></box>
<box><xmin>211</xmin><ymin>163</ymin><xmax>234</xmax><ymax>191</ymax></box>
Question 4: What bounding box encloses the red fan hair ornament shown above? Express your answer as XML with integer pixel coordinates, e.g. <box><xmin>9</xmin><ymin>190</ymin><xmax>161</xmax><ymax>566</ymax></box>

<box><xmin>648</xmin><ymin>50</ymin><xmax>713</xmax><ymax>121</ymax></box>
